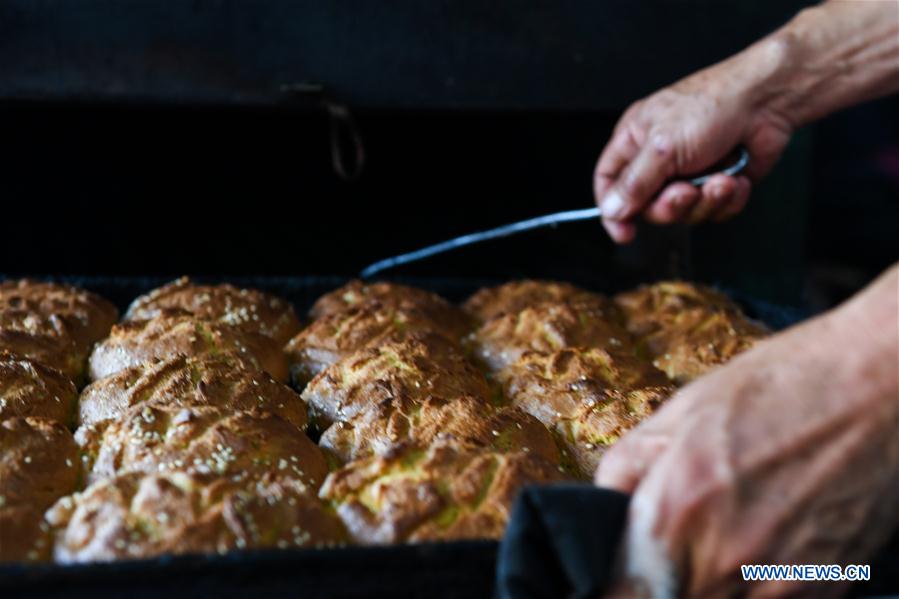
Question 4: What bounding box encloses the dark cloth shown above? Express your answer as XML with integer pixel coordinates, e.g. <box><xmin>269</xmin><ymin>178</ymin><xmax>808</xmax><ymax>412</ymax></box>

<box><xmin>496</xmin><ymin>484</ymin><xmax>629</xmax><ymax>599</ymax></box>
<box><xmin>497</xmin><ymin>485</ymin><xmax>899</xmax><ymax>599</ymax></box>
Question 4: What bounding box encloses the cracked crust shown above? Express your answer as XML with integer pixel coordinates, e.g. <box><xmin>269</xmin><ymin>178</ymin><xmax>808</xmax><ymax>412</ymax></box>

<box><xmin>615</xmin><ymin>281</ymin><xmax>768</xmax><ymax>384</ymax></box>
<box><xmin>125</xmin><ymin>277</ymin><xmax>301</xmax><ymax>345</ymax></box>
<box><xmin>469</xmin><ymin>301</ymin><xmax>634</xmax><ymax>372</ymax></box>
<box><xmin>0</xmin><ymin>356</ymin><xmax>78</xmax><ymax>425</ymax></box>
<box><xmin>0</xmin><ymin>325</ymin><xmax>84</xmax><ymax>384</ymax></box>
<box><xmin>614</xmin><ymin>280</ymin><xmax>739</xmax><ymax>337</ymax></box>
<box><xmin>301</xmin><ymin>333</ymin><xmax>491</xmax><ymax>430</ymax></box>
<box><xmin>285</xmin><ymin>303</ymin><xmax>466</xmax><ymax>386</ymax></box>
<box><xmin>463</xmin><ymin>280</ymin><xmax>618</xmax><ymax>324</ymax></box>
<box><xmin>0</xmin><ymin>279</ymin><xmax>118</xmax><ymax>350</ymax></box>
<box><xmin>319</xmin><ymin>440</ymin><xmax>564</xmax><ymax>544</ymax></box>
<box><xmin>79</xmin><ymin>353</ymin><xmax>307</xmax><ymax>430</ymax></box>
<box><xmin>46</xmin><ymin>472</ymin><xmax>347</xmax><ymax>563</ymax></box>
<box><xmin>88</xmin><ymin>310</ymin><xmax>288</xmax><ymax>383</ymax></box>
<box><xmin>309</xmin><ymin>280</ymin><xmax>472</xmax><ymax>337</ymax></box>
<box><xmin>503</xmin><ymin>348</ymin><xmax>675</xmax><ymax>477</ymax></box>
<box><xmin>319</xmin><ymin>395</ymin><xmax>560</xmax><ymax>466</ymax></box>
<box><xmin>76</xmin><ymin>406</ymin><xmax>327</xmax><ymax>489</ymax></box>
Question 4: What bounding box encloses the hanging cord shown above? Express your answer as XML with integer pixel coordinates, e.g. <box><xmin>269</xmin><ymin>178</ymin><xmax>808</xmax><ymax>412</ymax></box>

<box><xmin>280</xmin><ymin>83</ymin><xmax>366</xmax><ymax>181</ymax></box>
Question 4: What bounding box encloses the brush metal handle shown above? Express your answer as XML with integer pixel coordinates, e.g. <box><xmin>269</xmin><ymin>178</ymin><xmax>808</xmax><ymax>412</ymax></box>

<box><xmin>360</xmin><ymin>147</ymin><xmax>749</xmax><ymax>278</ymax></box>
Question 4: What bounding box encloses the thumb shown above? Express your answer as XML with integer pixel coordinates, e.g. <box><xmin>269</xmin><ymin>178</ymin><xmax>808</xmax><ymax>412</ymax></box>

<box><xmin>595</xmin><ymin>387</ymin><xmax>697</xmax><ymax>491</ymax></box>
<box><xmin>599</xmin><ymin>137</ymin><xmax>677</xmax><ymax>222</ymax></box>
<box><xmin>594</xmin><ymin>428</ymin><xmax>671</xmax><ymax>493</ymax></box>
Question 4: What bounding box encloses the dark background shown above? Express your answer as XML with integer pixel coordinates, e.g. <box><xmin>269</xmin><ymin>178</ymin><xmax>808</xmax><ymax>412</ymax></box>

<box><xmin>1</xmin><ymin>1</ymin><xmax>896</xmax><ymax>310</ymax></box>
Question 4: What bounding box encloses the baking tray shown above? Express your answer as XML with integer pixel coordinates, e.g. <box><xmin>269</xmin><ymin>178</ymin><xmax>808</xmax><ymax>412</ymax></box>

<box><xmin>9</xmin><ymin>274</ymin><xmax>877</xmax><ymax>599</ymax></box>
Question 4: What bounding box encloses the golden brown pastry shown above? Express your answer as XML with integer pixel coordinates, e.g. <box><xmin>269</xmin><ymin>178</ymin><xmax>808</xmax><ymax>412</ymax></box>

<box><xmin>285</xmin><ymin>303</ymin><xmax>464</xmax><ymax>386</ymax></box>
<box><xmin>0</xmin><ymin>279</ymin><xmax>118</xmax><ymax>350</ymax></box>
<box><xmin>78</xmin><ymin>353</ymin><xmax>306</xmax><ymax>430</ymax></box>
<box><xmin>0</xmin><ymin>308</ymin><xmax>83</xmax><ymax>347</ymax></box>
<box><xmin>503</xmin><ymin>348</ymin><xmax>675</xmax><ymax>477</ymax></box>
<box><xmin>0</xmin><ymin>356</ymin><xmax>78</xmax><ymax>425</ymax></box>
<box><xmin>470</xmin><ymin>301</ymin><xmax>634</xmax><ymax>372</ymax></box>
<box><xmin>309</xmin><ymin>279</ymin><xmax>472</xmax><ymax>337</ymax></box>
<box><xmin>639</xmin><ymin>310</ymin><xmax>767</xmax><ymax>384</ymax></box>
<box><xmin>615</xmin><ymin>281</ymin><xmax>768</xmax><ymax>384</ymax></box>
<box><xmin>125</xmin><ymin>277</ymin><xmax>302</xmax><ymax>345</ymax></box>
<box><xmin>88</xmin><ymin>310</ymin><xmax>289</xmax><ymax>383</ymax></box>
<box><xmin>47</xmin><ymin>472</ymin><xmax>347</xmax><ymax>563</ymax></box>
<box><xmin>463</xmin><ymin>280</ymin><xmax>617</xmax><ymax>324</ymax></box>
<box><xmin>77</xmin><ymin>406</ymin><xmax>327</xmax><ymax>488</ymax></box>
<box><xmin>320</xmin><ymin>440</ymin><xmax>564</xmax><ymax>544</ymax></box>
<box><xmin>0</xmin><ymin>417</ymin><xmax>80</xmax><ymax>510</ymax></box>
<box><xmin>614</xmin><ymin>280</ymin><xmax>742</xmax><ymax>337</ymax></box>
<box><xmin>319</xmin><ymin>395</ymin><xmax>560</xmax><ymax>466</ymax></box>
<box><xmin>301</xmin><ymin>333</ymin><xmax>491</xmax><ymax>430</ymax></box>
<box><xmin>0</xmin><ymin>417</ymin><xmax>78</xmax><ymax>561</ymax></box>
<box><xmin>0</xmin><ymin>329</ymin><xmax>84</xmax><ymax>384</ymax></box>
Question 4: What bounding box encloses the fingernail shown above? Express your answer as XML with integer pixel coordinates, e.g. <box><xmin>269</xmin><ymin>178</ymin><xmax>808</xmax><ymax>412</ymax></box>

<box><xmin>601</xmin><ymin>190</ymin><xmax>626</xmax><ymax>219</ymax></box>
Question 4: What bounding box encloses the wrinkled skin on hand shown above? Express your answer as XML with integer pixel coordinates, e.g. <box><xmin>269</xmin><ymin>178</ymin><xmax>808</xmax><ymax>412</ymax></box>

<box><xmin>594</xmin><ymin>0</ymin><xmax>899</xmax><ymax>244</ymax></box>
<box><xmin>596</xmin><ymin>265</ymin><xmax>899</xmax><ymax>597</ymax></box>
<box><xmin>593</xmin><ymin>41</ymin><xmax>794</xmax><ymax>243</ymax></box>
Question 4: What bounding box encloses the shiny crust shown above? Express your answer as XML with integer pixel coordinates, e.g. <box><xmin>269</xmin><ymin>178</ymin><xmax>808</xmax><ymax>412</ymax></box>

<box><xmin>503</xmin><ymin>348</ymin><xmax>675</xmax><ymax>477</ymax></box>
<box><xmin>0</xmin><ymin>308</ymin><xmax>83</xmax><ymax>346</ymax></box>
<box><xmin>0</xmin><ymin>329</ymin><xmax>84</xmax><ymax>384</ymax></box>
<box><xmin>0</xmin><ymin>279</ymin><xmax>118</xmax><ymax>350</ymax></box>
<box><xmin>78</xmin><ymin>353</ymin><xmax>306</xmax><ymax>430</ymax></box>
<box><xmin>0</xmin><ymin>417</ymin><xmax>79</xmax><ymax>509</ymax></box>
<box><xmin>88</xmin><ymin>310</ymin><xmax>289</xmax><ymax>383</ymax></box>
<box><xmin>319</xmin><ymin>440</ymin><xmax>564</xmax><ymax>544</ymax></box>
<box><xmin>125</xmin><ymin>277</ymin><xmax>302</xmax><ymax>345</ymax></box>
<box><xmin>470</xmin><ymin>302</ymin><xmax>634</xmax><ymax>372</ymax></box>
<box><xmin>0</xmin><ymin>357</ymin><xmax>78</xmax><ymax>425</ymax></box>
<box><xmin>47</xmin><ymin>472</ymin><xmax>346</xmax><ymax>563</ymax></box>
<box><xmin>615</xmin><ymin>281</ymin><xmax>768</xmax><ymax>384</ymax></box>
<box><xmin>463</xmin><ymin>280</ymin><xmax>618</xmax><ymax>324</ymax></box>
<box><xmin>301</xmin><ymin>333</ymin><xmax>491</xmax><ymax>430</ymax></box>
<box><xmin>77</xmin><ymin>406</ymin><xmax>327</xmax><ymax>488</ymax></box>
<box><xmin>285</xmin><ymin>303</ymin><xmax>464</xmax><ymax>385</ymax></box>
<box><xmin>309</xmin><ymin>279</ymin><xmax>473</xmax><ymax>337</ymax></box>
<box><xmin>319</xmin><ymin>395</ymin><xmax>560</xmax><ymax>465</ymax></box>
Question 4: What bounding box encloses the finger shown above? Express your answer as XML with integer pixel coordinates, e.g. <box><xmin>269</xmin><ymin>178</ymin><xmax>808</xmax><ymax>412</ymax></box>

<box><xmin>685</xmin><ymin>174</ymin><xmax>736</xmax><ymax>224</ymax></box>
<box><xmin>600</xmin><ymin>137</ymin><xmax>677</xmax><ymax>222</ymax></box>
<box><xmin>594</xmin><ymin>173</ymin><xmax>614</xmax><ymax>209</ymax></box>
<box><xmin>742</xmin><ymin>125</ymin><xmax>790</xmax><ymax>181</ymax></box>
<box><xmin>711</xmin><ymin>175</ymin><xmax>752</xmax><ymax>222</ymax></box>
<box><xmin>644</xmin><ymin>182</ymin><xmax>701</xmax><ymax>224</ymax></box>
<box><xmin>595</xmin><ymin>380</ymin><xmax>707</xmax><ymax>490</ymax></box>
<box><xmin>601</xmin><ymin>218</ymin><xmax>638</xmax><ymax>244</ymax></box>
<box><xmin>594</xmin><ymin>429</ymin><xmax>672</xmax><ymax>492</ymax></box>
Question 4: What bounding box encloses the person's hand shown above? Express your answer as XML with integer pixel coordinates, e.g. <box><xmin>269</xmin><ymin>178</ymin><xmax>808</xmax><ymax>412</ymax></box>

<box><xmin>595</xmin><ymin>265</ymin><xmax>899</xmax><ymax>597</ymax></box>
<box><xmin>593</xmin><ymin>43</ymin><xmax>795</xmax><ymax>243</ymax></box>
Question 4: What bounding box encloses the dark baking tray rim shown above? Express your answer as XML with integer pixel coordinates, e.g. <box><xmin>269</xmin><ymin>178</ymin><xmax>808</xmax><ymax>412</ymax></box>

<box><xmin>0</xmin><ymin>540</ymin><xmax>499</xmax><ymax>597</ymax></box>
